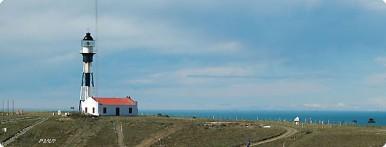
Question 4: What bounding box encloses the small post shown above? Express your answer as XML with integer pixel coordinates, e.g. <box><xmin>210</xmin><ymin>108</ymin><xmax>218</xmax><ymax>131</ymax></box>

<box><xmin>7</xmin><ymin>99</ymin><xmax>9</xmax><ymax>116</ymax></box>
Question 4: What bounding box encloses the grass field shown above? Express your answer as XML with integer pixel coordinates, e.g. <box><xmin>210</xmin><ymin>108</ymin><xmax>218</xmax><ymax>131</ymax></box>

<box><xmin>121</xmin><ymin>117</ymin><xmax>175</xmax><ymax>146</ymax></box>
<box><xmin>159</xmin><ymin>122</ymin><xmax>285</xmax><ymax>147</ymax></box>
<box><xmin>2</xmin><ymin>113</ymin><xmax>386</xmax><ymax>147</ymax></box>
<box><xmin>260</xmin><ymin>122</ymin><xmax>386</xmax><ymax>147</ymax></box>
<box><xmin>0</xmin><ymin>114</ymin><xmax>41</xmax><ymax>142</ymax></box>
<box><xmin>290</xmin><ymin>126</ymin><xmax>386</xmax><ymax>147</ymax></box>
<box><xmin>4</xmin><ymin>114</ymin><xmax>285</xmax><ymax>147</ymax></box>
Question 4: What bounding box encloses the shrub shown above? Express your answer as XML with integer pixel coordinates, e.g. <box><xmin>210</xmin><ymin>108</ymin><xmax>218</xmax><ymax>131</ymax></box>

<box><xmin>368</xmin><ymin>118</ymin><xmax>376</xmax><ymax>124</ymax></box>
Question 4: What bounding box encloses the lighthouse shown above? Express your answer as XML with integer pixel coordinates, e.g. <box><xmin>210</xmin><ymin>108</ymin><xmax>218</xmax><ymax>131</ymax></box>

<box><xmin>78</xmin><ymin>33</ymin><xmax>138</xmax><ymax>116</ymax></box>
<box><xmin>79</xmin><ymin>33</ymin><xmax>96</xmax><ymax>111</ymax></box>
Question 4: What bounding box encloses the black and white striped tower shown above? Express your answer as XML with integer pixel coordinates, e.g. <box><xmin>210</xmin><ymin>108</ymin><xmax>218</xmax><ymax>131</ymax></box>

<box><xmin>79</xmin><ymin>33</ymin><xmax>96</xmax><ymax>111</ymax></box>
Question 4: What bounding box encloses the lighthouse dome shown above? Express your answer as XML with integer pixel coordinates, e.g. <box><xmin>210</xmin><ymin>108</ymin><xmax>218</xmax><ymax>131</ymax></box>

<box><xmin>83</xmin><ymin>33</ymin><xmax>94</xmax><ymax>41</ymax></box>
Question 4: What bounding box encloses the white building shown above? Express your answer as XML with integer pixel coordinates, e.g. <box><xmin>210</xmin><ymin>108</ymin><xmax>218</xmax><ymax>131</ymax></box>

<box><xmin>294</xmin><ymin>116</ymin><xmax>300</xmax><ymax>125</ymax></box>
<box><xmin>81</xmin><ymin>96</ymin><xmax>138</xmax><ymax>116</ymax></box>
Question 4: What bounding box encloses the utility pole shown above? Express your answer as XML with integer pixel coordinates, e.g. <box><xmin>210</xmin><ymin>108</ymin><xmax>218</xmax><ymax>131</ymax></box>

<box><xmin>12</xmin><ymin>99</ymin><xmax>14</xmax><ymax>115</ymax></box>
<box><xmin>7</xmin><ymin>99</ymin><xmax>9</xmax><ymax>116</ymax></box>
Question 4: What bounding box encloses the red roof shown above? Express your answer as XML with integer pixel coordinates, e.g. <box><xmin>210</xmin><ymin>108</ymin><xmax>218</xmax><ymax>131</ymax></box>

<box><xmin>93</xmin><ymin>96</ymin><xmax>137</xmax><ymax>105</ymax></box>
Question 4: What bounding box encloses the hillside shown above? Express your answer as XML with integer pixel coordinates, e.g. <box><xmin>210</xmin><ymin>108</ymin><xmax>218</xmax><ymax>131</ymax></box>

<box><xmin>0</xmin><ymin>113</ymin><xmax>385</xmax><ymax>147</ymax></box>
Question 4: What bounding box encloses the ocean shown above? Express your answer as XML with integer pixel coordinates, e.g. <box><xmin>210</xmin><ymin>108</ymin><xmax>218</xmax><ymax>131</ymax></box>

<box><xmin>141</xmin><ymin>110</ymin><xmax>386</xmax><ymax>126</ymax></box>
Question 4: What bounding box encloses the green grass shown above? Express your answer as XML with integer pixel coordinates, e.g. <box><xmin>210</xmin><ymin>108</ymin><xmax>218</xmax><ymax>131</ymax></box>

<box><xmin>261</xmin><ymin>122</ymin><xmax>386</xmax><ymax>147</ymax></box>
<box><xmin>11</xmin><ymin>117</ymin><xmax>81</xmax><ymax>147</ymax></box>
<box><xmin>9</xmin><ymin>116</ymin><xmax>184</xmax><ymax>147</ymax></box>
<box><xmin>159</xmin><ymin>121</ymin><xmax>286</xmax><ymax>147</ymax></box>
<box><xmin>121</xmin><ymin>117</ymin><xmax>175</xmax><ymax>146</ymax></box>
<box><xmin>290</xmin><ymin>126</ymin><xmax>386</xmax><ymax>147</ymax></box>
<box><xmin>85</xmin><ymin>119</ymin><xmax>118</xmax><ymax>147</ymax></box>
<box><xmin>8</xmin><ymin>116</ymin><xmax>286</xmax><ymax>147</ymax></box>
<box><xmin>11</xmin><ymin>116</ymin><xmax>121</xmax><ymax>147</ymax></box>
<box><xmin>0</xmin><ymin>115</ymin><xmax>41</xmax><ymax>142</ymax></box>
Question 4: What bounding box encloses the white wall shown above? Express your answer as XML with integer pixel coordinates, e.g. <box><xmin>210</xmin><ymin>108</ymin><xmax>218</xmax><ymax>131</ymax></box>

<box><xmin>98</xmin><ymin>104</ymin><xmax>138</xmax><ymax>116</ymax></box>
<box><xmin>81</xmin><ymin>97</ymin><xmax>99</xmax><ymax>116</ymax></box>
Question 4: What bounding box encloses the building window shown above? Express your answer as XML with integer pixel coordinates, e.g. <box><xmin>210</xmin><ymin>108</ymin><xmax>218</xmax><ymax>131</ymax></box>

<box><xmin>92</xmin><ymin>107</ymin><xmax>95</xmax><ymax>113</ymax></box>
<box><xmin>85</xmin><ymin>107</ymin><xmax>88</xmax><ymax>113</ymax></box>
<box><xmin>129</xmin><ymin>108</ymin><xmax>132</xmax><ymax>114</ymax></box>
<box><xmin>103</xmin><ymin>107</ymin><xmax>106</xmax><ymax>114</ymax></box>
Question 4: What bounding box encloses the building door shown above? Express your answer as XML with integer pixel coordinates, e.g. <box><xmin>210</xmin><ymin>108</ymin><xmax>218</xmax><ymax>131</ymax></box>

<box><xmin>116</xmin><ymin>107</ymin><xmax>120</xmax><ymax>116</ymax></box>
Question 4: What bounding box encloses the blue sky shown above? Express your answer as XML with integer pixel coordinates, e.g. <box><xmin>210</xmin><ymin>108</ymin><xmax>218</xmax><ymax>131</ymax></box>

<box><xmin>1</xmin><ymin>0</ymin><xmax>386</xmax><ymax>110</ymax></box>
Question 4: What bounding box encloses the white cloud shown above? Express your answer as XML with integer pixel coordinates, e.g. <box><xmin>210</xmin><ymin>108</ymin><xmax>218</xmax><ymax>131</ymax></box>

<box><xmin>375</xmin><ymin>56</ymin><xmax>386</xmax><ymax>67</ymax></box>
<box><xmin>364</xmin><ymin>56</ymin><xmax>386</xmax><ymax>86</ymax></box>
<box><xmin>126</xmin><ymin>64</ymin><xmax>265</xmax><ymax>86</ymax></box>
<box><xmin>303</xmin><ymin>103</ymin><xmax>323</xmax><ymax>109</ymax></box>
<box><xmin>366</xmin><ymin>73</ymin><xmax>386</xmax><ymax>86</ymax></box>
<box><xmin>347</xmin><ymin>97</ymin><xmax>386</xmax><ymax>111</ymax></box>
<box><xmin>226</xmin><ymin>81</ymin><xmax>327</xmax><ymax>97</ymax></box>
<box><xmin>178</xmin><ymin>66</ymin><xmax>254</xmax><ymax>77</ymax></box>
<box><xmin>302</xmin><ymin>102</ymin><xmax>349</xmax><ymax>109</ymax></box>
<box><xmin>124</xmin><ymin>66</ymin><xmax>328</xmax><ymax>99</ymax></box>
<box><xmin>122</xmin><ymin>80</ymin><xmax>328</xmax><ymax>108</ymax></box>
<box><xmin>97</xmin><ymin>16</ymin><xmax>245</xmax><ymax>55</ymax></box>
<box><xmin>356</xmin><ymin>0</ymin><xmax>386</xmax><ymax>11</ymax></box>
<box><xmin>369</xmin><ymin>98</ymin><xmax>386</xmax><ymax>108</ymax></box>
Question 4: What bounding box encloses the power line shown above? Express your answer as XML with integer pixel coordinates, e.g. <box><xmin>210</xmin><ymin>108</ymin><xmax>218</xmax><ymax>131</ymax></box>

<box><xmin>94</xmin><ymin>0</ymin><xmax>99</xmax><ymax>97</ymax></box>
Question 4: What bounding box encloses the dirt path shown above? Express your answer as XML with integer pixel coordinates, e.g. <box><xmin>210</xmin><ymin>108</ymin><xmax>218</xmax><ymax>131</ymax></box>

<box><xmin>116</xmin><ymin>122</ymin><xmax>126</xmax><ymax>147</ymax></box>
<box><xmin>2</xmin><ymin>117</ymin><xmax>48</xmax><ymax>146</ymax></box>
<box><xmin>250</xmin><ymin>126</ymin><xmax>298</xmax><ymax>146</ymax></box>
<box><xmin>135</xmin><ymin>124</ymin><xmax>183</xmax><ymax>147</ymax></box>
